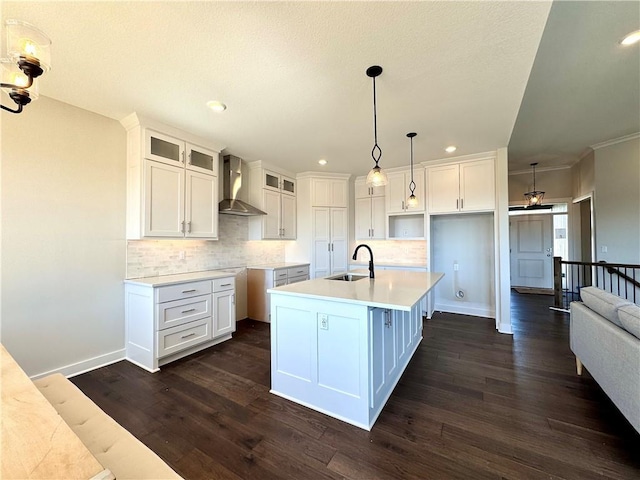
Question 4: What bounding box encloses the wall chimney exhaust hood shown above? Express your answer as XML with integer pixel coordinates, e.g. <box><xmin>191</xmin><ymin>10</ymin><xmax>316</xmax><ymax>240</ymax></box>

<box><xmin>219</xmin><ymin>155</ymin><xmax>266</xmax><ymax>216</ymax></box>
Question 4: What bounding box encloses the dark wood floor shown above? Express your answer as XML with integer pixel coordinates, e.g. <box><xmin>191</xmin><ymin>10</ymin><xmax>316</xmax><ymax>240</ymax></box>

<box><xmin>72</xmin><ymin>292</ymin><xmax>640</xmax><ymax>479</ymax></box>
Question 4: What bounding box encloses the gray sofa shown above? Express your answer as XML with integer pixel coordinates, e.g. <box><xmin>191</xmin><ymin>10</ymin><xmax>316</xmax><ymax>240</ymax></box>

<box><xmin>570</xmin><ymin>286</ymin><xmax>640</xmax><ymax>433</ymax></box>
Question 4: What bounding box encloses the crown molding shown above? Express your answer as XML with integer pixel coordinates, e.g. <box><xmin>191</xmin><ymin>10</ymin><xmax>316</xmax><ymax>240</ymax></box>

<box><xmin>590</xmin><ymin>132</ymin><xmax>640</xmax><ymax>150</ymax></box>
<box><xmin>419</xmin><ymin>149</ymin><xmax>497</xmax><ymax>168</ymax></box>
<box><xmin>508</xmin><ymin>164</ymin><xmax>572</xmax><ymax>176</ymax></box>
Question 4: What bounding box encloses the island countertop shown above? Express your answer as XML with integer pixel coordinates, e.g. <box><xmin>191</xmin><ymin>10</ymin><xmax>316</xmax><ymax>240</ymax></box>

<box><xmin>268</xmin><ymin>270</ymin><xmax>444</xmax><ymax>311</ymax></box>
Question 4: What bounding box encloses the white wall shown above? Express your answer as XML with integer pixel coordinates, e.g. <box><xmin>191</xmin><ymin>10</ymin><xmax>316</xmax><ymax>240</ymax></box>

<box><xmin>431</xmin><ymin>213</ymin><xmax>495</xmax><ymax>318</ymax></box>
<box><xmin>1</xmin><ymin>96</ymin><xmax>127</xmax><ymax>377</ymax></box>
<box><xmin>508</xmin><ymin>166</ymin><xmax>573</xmax><ymax>203</ymax></box>
<box><xmin>594</xmin><ymin>136</ymin><xmax>640</xmax><ymax>264</ymax></box>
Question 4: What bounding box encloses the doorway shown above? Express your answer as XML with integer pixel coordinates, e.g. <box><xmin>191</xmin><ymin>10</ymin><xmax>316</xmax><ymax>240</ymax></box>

<box><xmin>510</xmin><ymin>214</ymin><xmax>554</xmax><ymax>288</ymax></box>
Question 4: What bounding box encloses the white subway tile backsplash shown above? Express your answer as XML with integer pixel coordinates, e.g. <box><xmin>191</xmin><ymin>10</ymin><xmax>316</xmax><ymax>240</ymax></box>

<box><xmin>126</xmin><ymin>215</ymin><xmax>286</xmax><ymax>278</ymax></box>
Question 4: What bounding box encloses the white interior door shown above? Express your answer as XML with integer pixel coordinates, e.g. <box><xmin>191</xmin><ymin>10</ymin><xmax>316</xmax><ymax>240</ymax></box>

<box><xmin>510</xmin><ymin>214</ymin><xmax>553</xmax><ymax>288</ymax></box>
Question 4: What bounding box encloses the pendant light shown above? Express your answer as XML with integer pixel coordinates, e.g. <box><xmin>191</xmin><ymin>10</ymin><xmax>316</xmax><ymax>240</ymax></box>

<box><xmin>406</xmin><ymin>132</ymin><xmax>418</xmax><ymax>208</ymax></box>
<box><xmin>524</xmin><ymin>162</ymin><xmax>545</xmax><ymax>206</ymax></box>
<box><xmin>365</xmin><ymin>65</ymin><xmax>388</xmax><ymax>186</ymax></box>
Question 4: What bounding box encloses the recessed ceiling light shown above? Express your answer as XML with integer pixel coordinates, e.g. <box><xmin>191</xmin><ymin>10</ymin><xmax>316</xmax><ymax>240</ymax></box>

<box><xmin>206</xmin><ymin>100</ymin><xmax>227</xmax><ymax>112</ymax></box>
<box><xmin>620</xmin><ymin>30</ymin><xmax>640</xmax><ymax>46</ymax></box>
<box><xmin>445</xmin><ymin>146</ymin><xmax>457</xmax><ymax>153</ymax></box>
<box><xmin>318</xmin><ymin>159</ymin><xmax>327</xmax><ymax>166</ymax></box>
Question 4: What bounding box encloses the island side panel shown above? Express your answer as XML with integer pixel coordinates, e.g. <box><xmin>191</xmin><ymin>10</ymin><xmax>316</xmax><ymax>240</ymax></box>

<box><xmin>270</xmin><ymin>293</ymin><xmax>371</xmax><ymax>429</ymax></box>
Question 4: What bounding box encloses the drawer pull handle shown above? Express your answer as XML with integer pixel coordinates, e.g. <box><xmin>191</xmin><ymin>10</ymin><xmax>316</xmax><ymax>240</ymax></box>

<box><xmin>181</xmin><ymin>308</ymin><xmax>196</xmax><ymax>314</ymax></box>
<box><xmin>220</xmin><ymin>283</ymin><xmax>231</xmax><ymax>287</ymax></box>
<box><xmin>181</xmin><ymin>289</ymin><xmax>197</xmax><ymax>293</ymax></box>
<box><xmin>181</xmin><ymin>332</ymin><xmax>197</xmax><ymax>339</ymax></box>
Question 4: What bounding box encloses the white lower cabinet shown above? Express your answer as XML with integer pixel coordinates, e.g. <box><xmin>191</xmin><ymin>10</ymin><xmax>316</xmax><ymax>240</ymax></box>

<box><xmin>247</xmin><ymin>264</ymin><xmax>310</xmax><ymax>322</ymax></box>
<box><xmin>125</xmin><ymin>274</ymin><xmax>235</xmax><ymax>372</ymax></box>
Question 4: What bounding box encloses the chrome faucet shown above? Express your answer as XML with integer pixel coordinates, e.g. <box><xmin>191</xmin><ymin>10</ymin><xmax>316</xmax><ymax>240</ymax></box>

<box><xmin>352</xmin><ymin>244</ymin><xmax>375</xmax><ymax>278</ymax></box>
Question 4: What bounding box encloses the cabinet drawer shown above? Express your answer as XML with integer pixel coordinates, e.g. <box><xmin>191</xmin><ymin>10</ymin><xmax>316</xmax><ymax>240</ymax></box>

<box><xmin>287</xmin><ymin>265</ymin><xmax>309</xmax><ymax>278</ymax></box>
<box><xmin>156</xmin><ymin>294</ymin><xmax>211</xmax><ymax>330</ymax></box>
<box><xmin>213</xmin><ymin>277</ymin><xmax>235</xmax><ymax>292</ymax></box>
<box><xmin>157</xmin><ymin>280</ymin><xmax>212</xmax><ymax>303</ymax></box>
<box><xmin>273</xmin><ymin>269</ymin><xmax>288</xmax><ymax>281</ymax></box>
<box><xmin>287</xmin><ymin>274</ymin><xmax>309</xmax><ymax>285</ymax></box>
<box><xmin>157</xmin><ymin>318</ymin><xmax>212</xmax><ymax>358</ymax></box>
<box><xmin>274</xmin><ymin>279</ymin><xmax>288</xmax><ymax>287</ymax></box>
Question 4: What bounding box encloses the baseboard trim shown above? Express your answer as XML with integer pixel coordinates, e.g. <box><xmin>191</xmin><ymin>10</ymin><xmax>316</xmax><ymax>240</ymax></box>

<box><xmin>30</xmin><ymin>349</ymin><xmax>126</xmax><ymax>380</ymax></box>
<box><xmin>434</xmin><ymin>302</ymin><xmax>495</xmax><ymax>319</ymax></box>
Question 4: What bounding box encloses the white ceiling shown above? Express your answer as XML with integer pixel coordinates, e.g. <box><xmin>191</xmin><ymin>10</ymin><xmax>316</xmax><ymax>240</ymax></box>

<box><xmin>2</xmin><ymin>1</ymin><xmax>637</xmax><ymax>176</ymax></box>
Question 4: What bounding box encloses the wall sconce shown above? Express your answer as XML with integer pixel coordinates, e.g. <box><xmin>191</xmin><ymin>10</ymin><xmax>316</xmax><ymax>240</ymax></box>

<box><xmin>524</xmin><ymin>162</ymin><xmax>545</xmax><ymax>206</ymax></box>
<box><xmin>1</xmin><ymin>20</ymin><xmax>51</xmax><ymax>114</ymax></box>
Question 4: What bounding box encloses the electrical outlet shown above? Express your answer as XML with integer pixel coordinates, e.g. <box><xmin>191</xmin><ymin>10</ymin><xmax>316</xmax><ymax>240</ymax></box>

<box><xmin>179</xmin><ymin>251</ymin><xmax>186</xmax><ymax>260</ymax></box>
<box><xmin>453</xmin><ymin>262</ymin><xmax>459</xmax><ymax>271</ymax></box>
<box><xmin>601</xmin><ymin>245</ymin><xmax>608</xmax><ymax>253</ymax></box>
<box><xmin>319</xmin><ymin>313</ymin><xmax>329</xmax><ymax>330</ymax></box>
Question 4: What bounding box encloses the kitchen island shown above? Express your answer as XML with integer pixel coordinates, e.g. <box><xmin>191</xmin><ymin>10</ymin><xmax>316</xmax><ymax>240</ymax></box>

<box><xmin>268</xmin><ymin>270</ymin><xmax>444</xmax><ymax>430</ymax></box>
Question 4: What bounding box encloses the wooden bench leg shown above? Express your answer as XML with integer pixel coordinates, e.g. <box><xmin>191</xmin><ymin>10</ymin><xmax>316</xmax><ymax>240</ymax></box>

<box><xmin>576</xmin><ymin>357</ymin><xmax>583</xmax><ymax>376</ymax></box>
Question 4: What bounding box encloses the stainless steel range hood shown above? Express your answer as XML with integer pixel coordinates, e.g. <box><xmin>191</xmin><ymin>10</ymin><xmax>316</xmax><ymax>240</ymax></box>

<box><xmin>219</xmin><ymin>155</ymin><xmax>266</xmax><ymax>216</ymax></box>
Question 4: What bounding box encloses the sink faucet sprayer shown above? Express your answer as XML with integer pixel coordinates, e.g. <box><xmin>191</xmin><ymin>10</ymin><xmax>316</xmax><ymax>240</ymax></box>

<box><xmin>352</xmin><ymin>244</ymin><xmax>375</xmax><ymax>278</ymax></box>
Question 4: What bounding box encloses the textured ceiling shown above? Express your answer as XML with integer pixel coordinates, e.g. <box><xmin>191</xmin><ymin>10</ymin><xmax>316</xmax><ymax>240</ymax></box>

<box><xmin>7</xmin><ymin>1</ymin><xmax>620</xmax><ymax>177</ymax></box>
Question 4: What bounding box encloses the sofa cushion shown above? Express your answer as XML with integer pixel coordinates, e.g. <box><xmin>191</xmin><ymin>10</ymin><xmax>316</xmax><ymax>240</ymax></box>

<box><xmin>579</xmin><ymin>286</ymin><xmax>631</xmax><ymax>327</ymax></box>
<box><xmin>618</xmin><ymin>303</ymin><xmax>640</xmax><ymax>340</ymax></box>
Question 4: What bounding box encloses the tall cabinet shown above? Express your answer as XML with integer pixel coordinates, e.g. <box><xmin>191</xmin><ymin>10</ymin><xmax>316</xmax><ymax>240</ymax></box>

<box><xmin>355</xmin><ymin>179</ymin><xmax>386</xmax><ymax>240</ymax></box>
<box><xmin>120</xmin><ymin>113</ymin><xmax>222</xmax><ymax>240</ymax></box>
<box><xmin>247</xmin><ymin>161</ymin><xmax>296</xmax><ymax>240</ymax></box>
<box><xmin>286</xmin><ymin>173</ymin><xmax>351</xmax><ymax>279</ymax></box>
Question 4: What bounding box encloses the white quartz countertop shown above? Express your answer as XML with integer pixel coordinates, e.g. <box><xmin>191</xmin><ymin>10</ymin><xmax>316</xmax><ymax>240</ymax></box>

<box><xmin>247</xmin><ymin>262</ymin><xmax>310</xmax><ymax>271</ymax></box>
<box><xmin>268</xmin><ymin>270</ymin><xmax>444</xmax><ymax>311</ymax></box>
<box><xmin>124</xmin><ymin>270</ymin><xmax>236</xmax><ymax>287</ymax></box>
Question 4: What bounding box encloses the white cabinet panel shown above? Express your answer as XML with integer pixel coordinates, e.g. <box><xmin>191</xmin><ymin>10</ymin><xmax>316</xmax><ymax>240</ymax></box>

<box><xmin>427</xmin><ymin>159</ymin><xmax>494</xmax><ymax>214</ymax></box>
<box><xmin>312</xmin><ymin>178</ymin><xmax>348</xmax><ymax>207</ymax></box>
<box><xmin>213</xmin><ymin>289</ymin><xmax>236</xmax><ymax>338</ymax></box>
<box><xmin>144</xmin><ymin>160</ymin><xmax>184</xmax><ymax>237</ymax></box>
<box><xmin>312</xmin><ymin>207</ymin><xmax>348</xmax><ymax>278</ymax></box>
<box><xmin>125</xmin><ymin>115</ymin><xmax>221</xmax><ymax>240</ymax></box>
<box><xmin>185</xmin><ymin>171</ymin><xmax>218</xmax><ymax>238</ymax></box>
<box><xmin>386</xmin><ymin>170</ymin><xmax>425</xmax><ymax>214</ymax></box>
<box><xmin>262</xmin><ymin>189</ymin><xmax>282</xmax><ymax>239</ymax></box>
<box><xmin>281</xmin><ymin>193</ymin><xmax>296</xmax><ymax>239</ymax></box>
<box><xmin>249</xmin><ymin>164</ymin><xmax>297</xmax><ymax>240</ymax></box>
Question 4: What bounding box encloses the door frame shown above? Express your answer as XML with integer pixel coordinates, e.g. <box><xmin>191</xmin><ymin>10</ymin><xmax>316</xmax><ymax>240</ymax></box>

<box><xmin>572</xmin><ymin>192</ymin><xmax>595</xmax><ymax>264</ymax></box>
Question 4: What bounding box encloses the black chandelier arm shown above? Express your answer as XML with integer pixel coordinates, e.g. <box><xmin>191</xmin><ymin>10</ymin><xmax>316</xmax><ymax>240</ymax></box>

<box><xmin>1</xmin><ymin>103</ymin><xmax>24</xmax><ymax>114</ymax></box>
<box><xmin>409</xmin><ymin>180</ymin><xmax>416</xmax><ymax>194</ymax></box>
<box><xmin>1</xmin><ymin>76</ymin><xmax>34</xmax><ymax>91</ymax></box>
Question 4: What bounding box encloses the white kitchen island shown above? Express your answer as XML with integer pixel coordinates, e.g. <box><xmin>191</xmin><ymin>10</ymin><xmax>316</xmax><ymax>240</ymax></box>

<box><xmin>268</xmin><ymin>270</ymin><xmax>444</xmax><ymax>430</ymax></box>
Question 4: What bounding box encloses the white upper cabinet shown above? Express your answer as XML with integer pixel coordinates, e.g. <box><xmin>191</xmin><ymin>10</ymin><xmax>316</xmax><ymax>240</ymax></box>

<box><xmin>247</xmin><ymin>162</ymin><xmax>297</xmax><ymax>240</ymax></box>
<box><xmin>427</xmin><ymin>158</ymin><xmax>495</xmax><ymax>214</ymax></box>
<box><xmin>354</xmin><ymin>178</ymin><xmax>385</xmax><ymax>240</ymax></box>
<box><xmin>385</xmin><ymin>169</ymin><xmax>425</xmax><ymax>214</ymax></box>
<box><xmin>121</xmin><ymin>113</ymin><xmax>223</xmax><ymax>240</ymax></box>
<box><xmin>312</xmin><ymin>178</ymin><xmax>348</xmax><ymax>207</ymax></box>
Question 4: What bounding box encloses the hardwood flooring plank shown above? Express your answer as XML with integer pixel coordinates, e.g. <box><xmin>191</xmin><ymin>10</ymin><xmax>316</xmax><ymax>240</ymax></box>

<box><xmin>67</xmin><ymin>293</ymin><xmax>639</xmax><ymax>480</ymax></box>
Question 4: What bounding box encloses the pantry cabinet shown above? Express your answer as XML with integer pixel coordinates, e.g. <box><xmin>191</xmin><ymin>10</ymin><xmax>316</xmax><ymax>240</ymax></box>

<box><xmin>427</xmin><ymin>158</ymin><xmax>495</xmax><ymax>214</ymax></box>
<box><xmin>288</xmin><ymin>172</ymin><xmax>351</xmax><ymax>279</ymax></box>
<box><xmin>121</xmin><ymin>113</ymin><xmax>223</xmax><ymax>240</ymax></box>
<box><xmin>248</xmin><ymin>161</ymin><xmax>296</xmax><ymax>240</ymax></box>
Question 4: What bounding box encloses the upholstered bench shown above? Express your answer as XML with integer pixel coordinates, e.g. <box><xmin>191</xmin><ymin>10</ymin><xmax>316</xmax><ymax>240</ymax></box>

<box><xmin>34</xmin><ymin>373</ymin><xmax>182</xmax><ymax>480</ymax></box>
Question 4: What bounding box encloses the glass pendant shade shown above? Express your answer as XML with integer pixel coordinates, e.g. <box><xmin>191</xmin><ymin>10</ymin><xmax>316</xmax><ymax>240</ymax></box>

<box><xmin>366</xmin><ymin>165</ymin><xmax>388</xmax><ymax>187</ymax></box>
<box><xmin>6</xmin><ymin>20</ymin><xmax>52</xmax><ymax>73</ymax></box>
<box><xmin>406</xmin><ymin>194</ymin><xmax>418</xmax><ymax>208</ymax></box>
<box><xmin>1</xmin><ymin>59</ymin><xmax>38</xmax><ymax>100</ymax></box>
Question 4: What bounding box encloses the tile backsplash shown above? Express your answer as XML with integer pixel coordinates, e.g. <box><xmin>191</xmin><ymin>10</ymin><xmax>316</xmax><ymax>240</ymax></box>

<box><xmin>351</xmin><ymin>240</ymin><xmax>427</xmax><ymax>265</ymax></box>
<box><xmin>126</xmin><ymin>215</ymin><xmax>287</xmax><ymax>278</ymax></box>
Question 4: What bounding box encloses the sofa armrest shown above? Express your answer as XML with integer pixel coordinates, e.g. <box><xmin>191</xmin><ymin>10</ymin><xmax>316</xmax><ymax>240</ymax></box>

<box><xmin>34</xmin><ymin>373</ymin><xmax>182</xmax><ymax>480</ymax></box>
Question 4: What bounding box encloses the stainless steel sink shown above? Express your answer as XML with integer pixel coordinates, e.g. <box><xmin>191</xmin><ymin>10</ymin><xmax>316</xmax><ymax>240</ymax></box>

<box><xmin>327</xmin><ymin>273</ymin><xmax>369</xmax><ymax>282</ymax></box>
